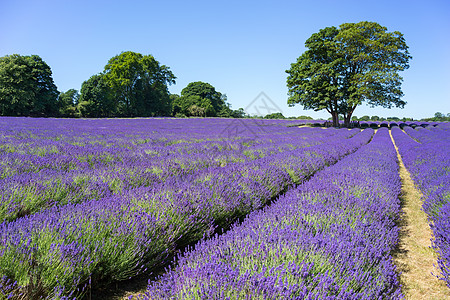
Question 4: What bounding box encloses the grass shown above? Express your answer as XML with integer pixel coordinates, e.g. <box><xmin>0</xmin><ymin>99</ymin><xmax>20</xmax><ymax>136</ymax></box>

<box><xmin>390</xmin><ymin>130</ymin><xmax>450</xmax><ymax>300</ymax></box>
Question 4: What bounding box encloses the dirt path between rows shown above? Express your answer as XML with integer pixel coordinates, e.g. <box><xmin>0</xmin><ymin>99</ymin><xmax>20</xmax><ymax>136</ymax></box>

<box><xmin>389</xmin><ymin>130</ymin><xmax>450</xmax><ymax>299</ymax></box>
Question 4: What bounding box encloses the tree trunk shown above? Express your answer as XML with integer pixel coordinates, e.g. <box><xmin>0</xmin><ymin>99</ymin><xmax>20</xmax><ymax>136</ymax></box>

<box><xmin>331</xmin><ymin>111</ymin><xmax>339</xmax><ymax>127</ymax></box>
<box><xmin>344</xmin><ymin>114</ymin><xmax>351</xmax><ymax>127</ymax></box>
<box><xmin>344</xmin><ymin>105</ymin><xmax>356</xmax><ymax>127</ymax></box>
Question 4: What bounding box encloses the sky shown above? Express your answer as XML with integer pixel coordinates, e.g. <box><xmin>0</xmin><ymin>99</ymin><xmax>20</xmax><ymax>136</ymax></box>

<box><xmin>1</xmin><ymin>0</ymin><xmax>449</xmax><ymax>119</ymax></box>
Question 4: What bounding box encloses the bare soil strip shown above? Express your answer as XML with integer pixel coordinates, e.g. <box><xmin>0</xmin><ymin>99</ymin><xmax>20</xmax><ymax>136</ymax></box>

<box><xmin>389</xmin><ymin>130</ymin><xmax>450</xmax><ymax>299</ymax></box>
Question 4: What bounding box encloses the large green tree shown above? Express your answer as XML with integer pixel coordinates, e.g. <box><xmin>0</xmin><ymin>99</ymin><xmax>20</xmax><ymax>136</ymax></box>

<box><xmin>286</xmin><ymin>21</ymin><xmax>411</xmax><ymax>127</ymax></box>
<box><xmin>0</xmin><ymin>54</ymin><xmax>59</xmax><ymax>116</ymax></box>
<box><xmin>173</xmin><ymin>81</ymin><xmax>228</xmax><ymax>117</ymax></box>
<box><xmin>103</xmin><ymin>51</ymin><xmax>176</xmax><ymax>117</ymax></box>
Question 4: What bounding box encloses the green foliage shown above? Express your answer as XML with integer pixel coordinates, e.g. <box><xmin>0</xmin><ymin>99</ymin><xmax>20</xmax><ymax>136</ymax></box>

<box><xmin>264</xmin><ymin>112</ymin><xmax>285</xmax><ymax>119</ymax></box>
<box><xmin>102</xmin><ymin>51</ymin><xmax>176</xmax><ymax>117</ymax></box>
<box><xmin>287</xmin><ymin>21</ymin><xmax>411</xmax><ymax>127</ymax></box>
<box><xmin>174</xmin><ymin>112</ymin><xmax>187</xmax><ymax>118</ymax></box>
<box><xmin>58</xmin><ymin>89</ymin><xmax>80</xmax><ymax>117</ymax></box>
<box><xmin>360</xmin><ymin>115</ymin><xmax>370</xmax><ymax>121</ymax></box>
<box><xmin>217</xmin><ymin>106</ymin><xmax>248</xmax><ymax>118</ymax></box>
<box><xmin>231</xmin><ymin>108</ymin><xmax>247</xmax><ymax>118</ymax></box>
<box><xmin>0</xmin><ymin>54</ymin><xmax>59</xmax><ymax>116</ymax></box>
<box><xmin>174</xmin><ymin>95</ymin><xmax>214</xmax><ymax>117</ymax></box>
<box><xmin>173</xmin><ymin>81</ymin><xmax>229</xmax><ymax>117</ymax></box>
<box><xmin>286</xmin><ymin>26</ymin><xmax>344</xmax><ymax>126</ymax></box>
<box><xmin>422</xmin><ymin>112</ymin><xmax>450</xmax><ymax>122</ymax></box>
<box><xmin>79</xmin><ymin>74</ymin><xmax>116</xmax><ymax>117</ymax></box>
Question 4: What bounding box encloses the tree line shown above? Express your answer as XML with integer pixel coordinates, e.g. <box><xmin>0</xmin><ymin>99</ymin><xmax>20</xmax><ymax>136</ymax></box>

<box><xmin>0</xmin><ymin>51</ymin><xmax>245</xmax><ymax>118</ymax></box>
<box><xmin>1</xmin><ymin>21</ymin><xmax>427</xmax><ymax>122</ymax></box>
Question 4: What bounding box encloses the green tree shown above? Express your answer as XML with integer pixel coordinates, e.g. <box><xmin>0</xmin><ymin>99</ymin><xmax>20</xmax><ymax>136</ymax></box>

<box><xmin>173</xmin><ymin>94</ymin><xmax>215</xmax><ymax>117</ymax></box>
<box><xmin>174</xmin><ymin>82</ymin><xmax>227</xmax><ymax>117</ymax></box>
<box><xmin>231</xmin><ymin>108</ymin><xmax>247</xmax><ymax>118</ymax></box>
<box><xmin>216</xmin><ymin>103</ymin><xmax>247</xmax><ymax>118</ymax></box>
<box><xmin>264</xmin><ymin>112</ymin><xmax>285</xmax><ymax>119</ymax></box>
<box><xmin>58</xmin><ymin>89</ymin><xmax>80</xmax><ymax>117</ymax></box>
<box><xmin>0</xmin><ymin>54</ymin><xmax>59</xmax><ymax>116</ymax></box>
<box><xmin>103</xmin><ymin>51</ymin><xmax>175</xmax><ymax>117</ymax></box>
<box><xmin>429</xmin><ymin>112</ymin><xmax>450</xmax><ymax>122</ymax></box>
<box><xmin>287</xmin><ymin>21</ymin><xmax>411</xmax><ymax>127</ymax></box>
<box><xmin>79</xmin><ymin>74</ymin><xmax>116</xmax><ymax>117</ymax></box>
<box><xmin>434</xmin><ymin>112</ymin><xmax>444</xmax><ymax>119</ymax></box>
<box><xmin>387</xmin><ymin>116</ymin><xmax>400</xmax><ymax>121</ymax></box>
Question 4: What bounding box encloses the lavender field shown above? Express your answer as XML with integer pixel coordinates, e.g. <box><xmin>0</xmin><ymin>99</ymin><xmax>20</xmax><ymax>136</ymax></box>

<box><xmin>0</xmin><ymin>117</ymin><xmax>448</xmax><ymax>299</ymax></box>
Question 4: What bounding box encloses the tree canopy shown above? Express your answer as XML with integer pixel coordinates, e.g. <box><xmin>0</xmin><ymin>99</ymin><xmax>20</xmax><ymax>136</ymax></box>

<box><xmin>0</xmin><ymin>54</ymin><xmax>59</xmax><ymax>116</ymax></box>
<box><xmin>103</xmin><ymin>51</ymin><xmax>176</xmax><ymax>117</ymax></box>
<box><xmin>264</xmin><ymin>112</ymin><xmax>285</xmax><ymax>119</ymax></box>
<box><xmin>286</xmin><ymin>21</ymin><xmax>411</xmax><ymax>126</ymax></box>
<box><xmin>173</xmin><ymin>81</ymin><xmax>229</xmax><ymax>117</ymax></box>
<box><xmin>422</xmin><ymin>112</ymin><xmax>450</xmax><ymax>122</ymax></box>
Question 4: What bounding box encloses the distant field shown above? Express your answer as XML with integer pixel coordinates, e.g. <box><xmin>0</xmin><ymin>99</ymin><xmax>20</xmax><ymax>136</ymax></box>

<box><xmin>0</xmin><ymin>117</ymin><xmax>448</xmax><ymax>299</ymax></box>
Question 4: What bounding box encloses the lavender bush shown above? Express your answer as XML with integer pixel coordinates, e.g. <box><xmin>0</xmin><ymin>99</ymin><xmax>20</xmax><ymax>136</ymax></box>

<box><xmin>0</xmin><ymin>117</ymin><xmax>344</xmax><ymax>223</ymax></box>
<box><xmin>142</xmin><ymin>128</ymin><xmax>403</xmax><ymax>299</ymax></box>
<box><xmin>0</xmin><ymin>117</ymin><xmax>371</xmax><ymax>298</ymax></box>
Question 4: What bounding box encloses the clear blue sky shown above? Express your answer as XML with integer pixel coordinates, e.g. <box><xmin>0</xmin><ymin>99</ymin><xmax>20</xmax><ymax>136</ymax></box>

<box><xmin>1</xmin><ymin>0</ymin><xmax>449</xmax><ymax>119</ymax></box>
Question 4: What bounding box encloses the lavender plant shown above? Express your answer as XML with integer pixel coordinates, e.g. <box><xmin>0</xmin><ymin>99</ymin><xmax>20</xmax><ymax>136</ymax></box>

<box><xmin>1</xmin><ymin>118</ymin><xmax>341</xmax><ymax>223</ymax></box>
<box><xmin>141</xmin><ymin>128</ymin><xmax>403</xmax><ymax>299</ymax></box>
<box><xmin>0</xmin><ymin>118</ymin><xmax>371</xmax><ymax>298</ymax></box>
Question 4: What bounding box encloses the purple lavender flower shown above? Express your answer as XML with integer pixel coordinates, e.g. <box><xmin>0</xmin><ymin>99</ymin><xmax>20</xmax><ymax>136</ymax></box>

<box><xmin>0</xmin><ymin>117</ymin><xmax>372</xmax><ymax>298</ymax></box>
<box><xmin>142</xmin><ymin>128</ymin><xmax>403</xmax><ymax>299</ymax></box>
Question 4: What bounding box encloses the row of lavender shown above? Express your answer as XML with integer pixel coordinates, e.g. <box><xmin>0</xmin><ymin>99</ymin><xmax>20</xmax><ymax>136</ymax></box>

<box><xmin>392</xmin><ymin>124</ymin><xmax>450</xmax><ymax>287</ymax></box>
<box><xmin>140</xmin><ymin>127</ymin><xmax>403</xmax><ymax>299</ymax></box>
<box><xmin>0</xmin><ymin>117</ymin><xmax>334</xmax><ymax>223</ymax></box>
<box><xmin>0</xmin><ymin>118</ymin><xmax>370</xmax><ymax>299</ymax></box>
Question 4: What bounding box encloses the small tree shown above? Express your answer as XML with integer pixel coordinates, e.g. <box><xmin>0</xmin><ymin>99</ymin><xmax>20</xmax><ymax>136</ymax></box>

<box><xmin>287</xmin><ymin>21</ymin><xmax>411</xmax><ymax>126</ymax></box>
<box><xmin>174</xmin><ymin>82</ymin><xmax>228</xmax><ymax>117</ymax></box>
<box><xmin>264</xmin><ymin>112</ymin><xmax>285</xmax><ymax>119</ymax></box>
<box><xmin>58</xmin><ymin>89</ymin><xmax>80</xmax><ymax>117</ymax></box>
<box><xmin>233</xmin><ymin>108</ymin><xmax>247</xmax><ymax>118</ymax></box>
<box><xmin>434</xmin><ymin>112</ymin><xmax>444</xmax><ymax>119</ymax></box>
